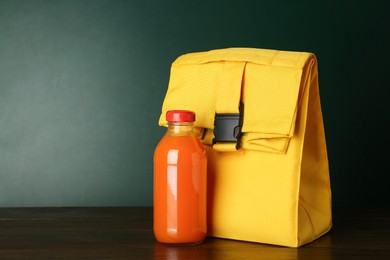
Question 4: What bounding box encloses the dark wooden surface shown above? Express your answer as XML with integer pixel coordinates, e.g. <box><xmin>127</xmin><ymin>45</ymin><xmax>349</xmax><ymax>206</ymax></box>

<box><xmin>0</xmin><ymin>207</ymin><xmax>389</xmax><ymax>259</ymax></box>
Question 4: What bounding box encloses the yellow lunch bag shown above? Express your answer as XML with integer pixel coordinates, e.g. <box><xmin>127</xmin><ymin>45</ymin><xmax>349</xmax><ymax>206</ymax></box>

<box><xmin>158</xmin><ymin>47</ymin><xmax>332</xmax><ymax>247</ymax></box>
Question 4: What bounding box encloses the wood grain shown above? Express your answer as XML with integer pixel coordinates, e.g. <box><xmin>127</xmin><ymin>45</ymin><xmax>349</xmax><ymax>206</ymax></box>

<box><xmin>0</xmin><ymin>207</ymin><xmax>389</xmax><ymax>259</ymax></box>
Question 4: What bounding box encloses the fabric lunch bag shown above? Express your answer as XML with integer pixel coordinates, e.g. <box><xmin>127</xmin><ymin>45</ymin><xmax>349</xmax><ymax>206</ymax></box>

<box><xmin>158</xmin><ymin>48</ymin><xmax>332</xmax><ymax>247</ymax></box>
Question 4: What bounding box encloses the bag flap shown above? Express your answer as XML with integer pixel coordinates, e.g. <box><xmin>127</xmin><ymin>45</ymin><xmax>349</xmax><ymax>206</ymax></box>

<box><xmin>159</xmin><ymin>48</ymin><xmax>315</xmax><ymax>153</ymax></box>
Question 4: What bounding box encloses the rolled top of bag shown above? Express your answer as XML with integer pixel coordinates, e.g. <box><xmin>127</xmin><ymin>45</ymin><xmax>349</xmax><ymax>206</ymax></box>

<box><xmin>159</xmin><ymin>48</ymin><xmax>317</xmax><ymax>153</ymax></box>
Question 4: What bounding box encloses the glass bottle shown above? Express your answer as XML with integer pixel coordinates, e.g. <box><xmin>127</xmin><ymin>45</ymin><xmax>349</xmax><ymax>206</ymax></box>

<box><xmin>154</xmin><ymin>110</ymin><xmax>207</xmax><ymax>244</ymax></box>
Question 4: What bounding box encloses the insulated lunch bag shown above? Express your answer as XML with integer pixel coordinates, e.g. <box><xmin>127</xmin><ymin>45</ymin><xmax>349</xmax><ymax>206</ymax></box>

<box><xmin>158</xmin><ymin>48</ymin><xmax>332</xmax><ymax>247</ymax></box>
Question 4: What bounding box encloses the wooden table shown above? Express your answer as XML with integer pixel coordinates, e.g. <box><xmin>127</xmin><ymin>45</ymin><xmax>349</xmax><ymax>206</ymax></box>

<box><xmin>0</xmin><ymin>207</ymin><xmax>389</xmax><ymax>259</ymax></box>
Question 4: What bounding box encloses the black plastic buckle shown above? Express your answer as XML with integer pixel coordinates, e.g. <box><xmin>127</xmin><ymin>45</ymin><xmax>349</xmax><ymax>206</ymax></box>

<box><xmin>212</xmin><ymin>104</ymin><xmax>243</xmax><ymax>150</ymax></box>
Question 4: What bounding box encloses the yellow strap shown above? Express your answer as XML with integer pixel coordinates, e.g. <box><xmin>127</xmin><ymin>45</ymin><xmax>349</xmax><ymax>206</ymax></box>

<box><xmin>215</xmin><ymin>62</ymin><xmax>246</xmax><ymax>114</ymax></box>
<box><xmin>213</xmin><ymin>142</ymin><xmax>238</xmax><ymax>152</ymax></box>
<box><xmin>213</xmin><ymin>62</ymin><xmax>246</xmax><ymax>152</ymax></box>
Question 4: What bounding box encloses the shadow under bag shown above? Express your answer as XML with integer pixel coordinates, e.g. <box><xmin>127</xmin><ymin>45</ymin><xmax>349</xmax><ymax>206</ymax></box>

<box><xmin>158</xmin><ymin>48</ymin><xmax>332</xmax><ymax>247</ymax></box>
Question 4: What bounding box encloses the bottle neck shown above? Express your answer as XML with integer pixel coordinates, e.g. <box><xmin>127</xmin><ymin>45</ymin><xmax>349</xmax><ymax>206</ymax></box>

<box><xmin>166</xmin><ymin>122</ymin><xmax>194</xmax><ymax>136</ymax></box>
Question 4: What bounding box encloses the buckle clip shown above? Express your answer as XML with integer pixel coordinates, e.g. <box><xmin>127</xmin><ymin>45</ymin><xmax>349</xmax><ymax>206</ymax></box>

<box><xmin>212</xmin><ymin>104</ymin><xmax>243</xmax><ymax>150</ymax></box>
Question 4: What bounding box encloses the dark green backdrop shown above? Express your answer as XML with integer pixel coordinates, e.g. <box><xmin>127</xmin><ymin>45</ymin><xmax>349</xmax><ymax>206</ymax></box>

<box><xmin>1</xmin><ymin>0</ymin><xmax>389</xmax><ymax>207</ymax></box>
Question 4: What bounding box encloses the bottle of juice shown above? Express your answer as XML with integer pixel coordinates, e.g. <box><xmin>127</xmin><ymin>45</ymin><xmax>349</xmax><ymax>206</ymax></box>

<box><xmin>154</xmin><ymin>110</ymin><xmax>207</xmax><ymax>244</ymax></box>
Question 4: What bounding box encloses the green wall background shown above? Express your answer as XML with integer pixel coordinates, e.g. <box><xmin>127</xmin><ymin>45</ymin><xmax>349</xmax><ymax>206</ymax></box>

<box><xmin>1</xmin><ymin>0</ymin><xmax>389</xmax><ymax>207</ymax></box>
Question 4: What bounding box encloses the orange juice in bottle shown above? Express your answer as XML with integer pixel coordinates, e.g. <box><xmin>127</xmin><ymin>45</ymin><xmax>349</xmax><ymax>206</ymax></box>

<box><xmin>154</xmin><ymin>110</ymin><xmax>207</xmax><ymax>244</ymax></box>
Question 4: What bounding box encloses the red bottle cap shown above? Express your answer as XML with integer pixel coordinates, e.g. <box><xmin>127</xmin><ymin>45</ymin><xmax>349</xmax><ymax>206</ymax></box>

<box><xmin>166</xmin><ymin>110</ymin><xmax>195</xmax><ymax>122</ymax></box>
